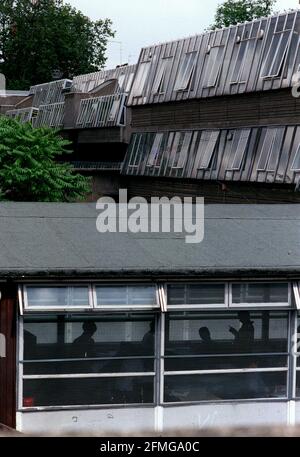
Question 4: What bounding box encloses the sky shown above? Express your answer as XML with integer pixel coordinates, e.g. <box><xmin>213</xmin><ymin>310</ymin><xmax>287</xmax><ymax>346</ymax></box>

<box><xmin>68</xmin><ymin>0</ymin><xmax>300</xmax><ymax>69</ymax></box>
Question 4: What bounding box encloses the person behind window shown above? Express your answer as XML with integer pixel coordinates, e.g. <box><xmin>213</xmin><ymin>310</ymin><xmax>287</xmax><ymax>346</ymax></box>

<box><xmin>72</xmin><ymin>321</ymin><xmax>97</xmax><ymax>358</ymax></box>
<box><xmin>142</xmin><ymin>321</ymin><xmax>155</xmax><ymax>355</ymax></box>
<box><xmin>229</xmin><ymin>311</ymin><xmax>255</xmax><ymax>351</ymax></box>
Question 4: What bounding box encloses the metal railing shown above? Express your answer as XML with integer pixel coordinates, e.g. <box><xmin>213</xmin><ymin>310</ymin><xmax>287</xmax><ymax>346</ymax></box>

<box><xmin>71</xmin><ymin>161</ymin><xmax>123</xmax><ymax>171</ymax></box>
<box><xmin>76</xmin><ymin>93</ymin><xmax>127</xmax><ymax>128</ymax></box>
<box><xmin>6</xmin><ymin>107</ymin><xmax>39</xmax><ymax>124</ymax></box>
<box><xmin>33</xmin><ymin>102</ymin><xmax>65</xmax><ymax>128</ymax></box>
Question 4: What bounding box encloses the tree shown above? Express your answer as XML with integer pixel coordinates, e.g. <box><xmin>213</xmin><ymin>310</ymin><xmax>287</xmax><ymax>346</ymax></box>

<box><xmin>0</xmin><ymin>0</ymin><xmax>115</xmax><ymax>90</ymax></box>
<box><xmin>211</xmin><ymin>0</ymin><xmax>276</xmax><ymax>29</ymax></box>
<box><xmin>0</xmin><ymin>116</ymin><xmax>90</xmax><ymax>201</ymax></box>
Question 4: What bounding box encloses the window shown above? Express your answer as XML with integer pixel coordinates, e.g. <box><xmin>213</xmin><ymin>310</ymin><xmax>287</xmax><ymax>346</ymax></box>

<box><xmin>261</xmin><ymin>30</ymin><xmax>291</xmax><ymax>78</ymax></box>
<box><xmin>21</xmin><ymin>313</ymin><xmax>156</xmax><ymax>407</ymax></box>
<box><xmin>203</xmin><ymin>46</ymin><xmax>224</xmax><ymax>88</ymax></box>
<box><xmin>147</xmin><ymin>133</ymin><xmax>164</xmax><ymax>167</ymax></box>
<box><xmin>291</xmin><ymin>144</ymin><xmax>300</xmax><ymax>171</ymax></box>
<box><xmin>24</xmin><ymin>286</ymin><xmax>91</xmax><ymax>311</ymax></box>
<box><xmin>231</xmin><ymin>38</ymin><xmax>257</xmax><ymax>84</ymax></box>
<box><xmin>196</xmin><ymin>130</ymin><xmax>220</xmax><ymax>169</ymax></box>
<box><xmin>117</xmin><ymin>74</ymin><xmax>126</xmax><ymax>91</ymax></box>
<box><xmin>257</xmin><ymin>128</ymin><xmax>284</xmax><ymax>172</ymax></box>
<box><xmin>95</xmin><ymin>285</ymin><xmax>159</xmax><ymax>309</ymax></box>
<box><xmin>293</xmin><ymin>283</ymin><xmax>300</xmax><ymax>310</ymax></box>
<box><xmin>131</xmin><ymin>62</ymin><xmax>151</xmax><ymax>97</ymax></box>
<box><xmin>231</xmin><ymin>283</ymin><xmax>290</xmax><ymax>306</ymax></box>
<box><xmin>170</xmin><ymin>132</ymin><xmax>192</xmax><ymax>169</ymax></box>
<box><xmin>167</xmin><ymin>284</ymin><xmax>227</xmax><ymax>308</ymax></box>
<box><xmin>108</xmin><ymin>98</ymin><xmax>120</xmax><ymax>122</ymax></box>
<box><xmin>164</xmin><ymin>311</ymin><xmax>288</xmax><ymax>403</ymax></box>
<box><xmin>227</xmin><ymin>129</ymin><xmax>251</xmax><ymax>170</ymax></box>
<box><xmin>125</xmin><ymin>72</ymin><xmax>135</xmax><ymax>93</ymax></box>
<box><xmin>152</xmin><ymin>58</ymin><xmax>172</xmax><ymax>94</ymax></box>
<box><xmin>174</xmin><ymin>52</ymin><xmax>197</xmax><ymax>91</ymax></box>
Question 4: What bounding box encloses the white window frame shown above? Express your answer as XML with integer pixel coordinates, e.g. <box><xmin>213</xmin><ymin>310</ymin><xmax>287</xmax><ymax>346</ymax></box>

<box><xmin>229</xmin><ymin>282</ymin><xmax>291</xmax><ymax>308</ymax></box>
<box><xmin>152</xmin><ymin>57</ymin><xmax>172</xmax><ymax>94</ymax></box>
<box><xmin>171</xmin><ymin>131</ymin><xmax>192</xmax><ymax>169</ymax></box>
<box><xmin>131</xmin><ymin>62</ymin><xmax>151</xmax><ymax>97</ymax></box>
<box><xmin>256</xmin><ymin>128</ymin><xmax>284</xmax><ymax>172</ymax></box>
<box><xmin>291</xmin><ymin>144</ymin><xmax>300</xmax><ymax>171</ymax></box>
<box><xmin>197</xmin><ymin>130</ymin><xmax>220</xmax><ymax>170</ymax></box>
<box><xmin>174</xmin><ymin>52</ymin><xmax>197</xmax><ymax>91</ymax></box>
<box><xmin>93</xmin><ymin>283</ymin><xmax>162</xmax><ymax>311</ymax></box>
<box><xmin>166</xmin><ymin>282</ymin><xmax>229</xmax><ymax>310</ymax></box>
<box><xmin>227</xmin><ymin>129</ymin><xmax>251</xmax><ymax>171</ymax></box>
<box><xmin>261</xmin><ymin>29</ymin><xmax>292</xmax><ymax>79</ymax></box>
<box><xmin>293</xmin><ymin>282</ymin><xmax>300</xmax><ymax>310</ymax></box>
<box><xmin>147</xmin><ymin>133</ymin><xmax>164</xmax><ymax>167</ymax></box>
<box><xmin>203</xmin><ymin>45</ymin><xmax>224</xmax><ymax>88</ymax></box>
<box><xmin>22</xmin><ymin>284</ymin><xmax>94</xmax><ymax>312</ymax></box>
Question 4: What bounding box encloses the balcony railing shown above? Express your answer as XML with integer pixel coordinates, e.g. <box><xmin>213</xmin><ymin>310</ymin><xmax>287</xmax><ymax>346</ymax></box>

<box><xmin>6</xmin><ymin>107</ymin><xmax>39</xmax><ymax>124</ymax></box>
<box><xmin>33</xmin><ymin>102</ymin><xmax>65</xmax><ymax>128</ymax></box>
<box><xmin>76</xmin><ymin>93</ymin><xmax>127</xmax><ymax>128</ymax></box>
<box><xmin>71</xmin><ymin>161</ymin><xmax>123</xmax><ymax>171</ymax></box>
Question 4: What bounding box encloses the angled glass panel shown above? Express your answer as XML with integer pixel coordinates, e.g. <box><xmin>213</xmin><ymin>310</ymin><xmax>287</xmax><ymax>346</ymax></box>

<box><xmin>197</xmin><ymin>130</ymin><xmax>220</xmax><ymax>169</ymax></box>
<box><xmin>25</xmin><ymin>286</ymin><xmax>90</xmax><ymax>309</ymax></box>
<box><xmin>257</xmin><ymin>128</ymin><xmax>283</xmax><ymax>172</ymax></box>
<box><xmin>95</xmin><ymin>285</ymin><xmax>158</xmax><ymax>308</ymax></box>
<box><xmin>203</xmin><ymin>46</ymin><xmax>224</xmax><ymax>88</ymax></box>
<box><xmin>266</xmin><ymin>128</ymin><xmax>284</xmax><ymax>171</ymax></box>
<box><xmin>125</xmin><ymin>72</ymin><xmax>135</xmax><ymax>93</ymax></box>
<box><xmin>172</xmin><ymin>132</ymin><xmax>192</xmax><ymax>168</ymax></box>
<box><xmin>168</xmin><ymin>284</ymin><xmax>226</xmax><ymax>307</ymax></box>
<box><xmin>231</xmin><ymin>283</ymin><xmax>289</xmax><ymax>305</ymax></box>
<box><xmin>228</xmin><ymin>129</ymin><xmax>251</xmax><ymax>170</ymax></box>
<box><xmin>131</xmin><ymin>62</ymin><xmax>151</xmax><ymax>97</ymax></box>
<box><xmin>261</xmin><ymin>30</ymin><xmax>291</xmax><ymax>78</ymax></box>
<box><xmin>231</xmin><ymin>41</ymin><xmax>248</xmax><ymax>84</ymax></box>
<box><xmin>291</xmin><ymin>144</ymin><xmax>300</xmax><ymax>171</ymax></box>
<box><xmin>174</xmin><ymin>52</ymin><xmax>197</xmax><ymax>91</ymax></box>
<box><xmin>147</xmin><ymin>133</ymin><xmax>164</xmax><ymax>166</ymax></box>
<box><xmin>152</xmin><ymin>58</ymin><xmax>172</xmax><ymax>94</ymax></box>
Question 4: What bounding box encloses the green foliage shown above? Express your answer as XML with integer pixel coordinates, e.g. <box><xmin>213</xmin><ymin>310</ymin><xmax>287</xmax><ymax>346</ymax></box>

<box><xmin>211</xmin><ymin>0</ymin><xmax>277</xmax><ymax>29</ymax></box>
<box><xmin>0</xmin><ymin>0</ymin><xmax>115</xmax><ymax>89</ymax></box>
<box><xmin>0</xmin><ymin>116</ymin><xmax>90</xmax><ymax>201</ymax></box>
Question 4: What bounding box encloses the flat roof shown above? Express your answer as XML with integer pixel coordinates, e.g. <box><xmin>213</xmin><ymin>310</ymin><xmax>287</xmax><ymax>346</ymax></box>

<box><xmin>0</xmin><ymin>203</ymin><xmax>298</xmax><ymax>278</ymax></box>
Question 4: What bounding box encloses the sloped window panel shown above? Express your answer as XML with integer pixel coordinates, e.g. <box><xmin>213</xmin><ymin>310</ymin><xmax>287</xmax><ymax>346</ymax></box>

<box><xmin>257</xmin><ymin>128</ymin><xmax>284</xmax><ymax>172</ymax></box>
<box><xmin>228</xmin><ymin>129</ymin><xmax>251</xmax><ymax>170</ymax></box>
<box><xmin>172</xmin><ymin>132</ymin><xmax>192</xmax><ymax>168</ymax></box>
<box><xmin>152</xmin><ymin>58</ymin><xmax>172</xmax><ymax>94</ymax></box>
<box><xmin>174</xmin><ymin>52</ymin><xmax>197</xmax><ymax>91</ymax></box>
<box><xmin>117</xmin><ymin>74</ymin><xmax>126</xmax><ymax>91</ymax></box>
<box><xmin>125</xmin><ymin>72</ymin><xmax>135</xmax><ymax>93</ymax></box>
<box><xmin>95</xmin><ymin>285</ymin><xmax>158</xmax><ymax>308</ymax></box>
<box><xmin>25</xmin><ymin>286</ymin><xmax>90</xmax><ymax>310</ymax></box>
<box><xmin>197</xmin><ymin>130</ymin><xmax>220</xmax><ymax>169</ymax></box>
<box><xmin>203</xmin><ymin>46</ymin><xmax>224</xmax><ymax>88</ymax></box>
<box><xmin>261</xmin><ymin>30</ymin><xmax>291</xmax><ymax>78</ymax></box>
<box><xmin>291</xmin><ymin>144</ymin><xmax>300</xmax><ymax>171</ymax></box>
<box><xmin>131</xmin><ymin>62</ymin><xmax>151</xmax><ymax>97</ymax></box>
<box><xmin>231</xmin><ymin>39</ymin><xmax>257</xmax><ymax>84</ymax></box>
<box><xmin>147</xmin><ymin>133</ymin><xmax>164</xmax><ymax>166</ymax></box>
<box><xmin>232</xmin><ymin>283</ymin><xmax>289</xmax><ymax>305</ymax></box>
<box><xmin>168</xmin><ymin>284</ymin><xmax>226</xmax><ymax>306</ymax></box>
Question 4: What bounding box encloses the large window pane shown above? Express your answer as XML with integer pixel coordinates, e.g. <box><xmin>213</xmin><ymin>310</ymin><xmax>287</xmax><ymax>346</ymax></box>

<box><xmin>165</xmin><ymin>311</ymin><xmax>289</xmax><ymax>355</ymax></box>
<box><xmin>26</xmin><ymin>286</ymin><xmax>90</xmax><ymax>309</ymax></box>
<box><xmin>23</xmin><ymin>314</ymin><xmax>156</xmax><ymax>361</ymax></box>
<box><xmin>164</xmin><ymin>372</ymin><xmax>287</xmax><ymax>402</ymax></box>
<box><xmin>24</xmin><ymin>377</ymin><xmax>154</xmax><ymax>407</ymax></box>
<box><xmin>232</xmin><ymin>283</ymin><xmax>289</xmax><ymax>305</ymax></box>
<box><xmin>95</xmin><ymin>285</ymin><xmax>158</xmax><ymax>307</ymax></box>
<box><xmin>174</xmin><ymin>52</ymin><xmax>197</xmax><ymax>91</ymax></box>
<box><xmin>168</xmin><ymin>284</ymin><xmax>225</xmax><ymax>306</ymax></box>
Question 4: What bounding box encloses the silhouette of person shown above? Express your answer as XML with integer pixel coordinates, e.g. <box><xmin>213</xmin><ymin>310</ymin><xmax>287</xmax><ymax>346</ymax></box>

<box><xmin>142</xmin><ymin>321</ymin><xmax>155</xmax><ymax>355</ymax></box>
<box><xmin>229</xmin><ymin>311</ymin><xmax>255</xmax><ymax>351</ymax></box>
<box><xmin>198</xmin><ymin>326</ymin><xmax>215</xmax><ymax>354</ymax></box>
<box><xmin>72</xmin><ymin>321</ymin><xmax>97</xmax><ymax>358</ymax></box>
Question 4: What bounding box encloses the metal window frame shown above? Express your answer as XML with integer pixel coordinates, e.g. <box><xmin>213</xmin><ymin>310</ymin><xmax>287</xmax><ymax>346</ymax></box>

<box><xmin>261</xmin><ymin>28</ymin><xmax>293</xmax><ymax>79</ymax></box>
<box><xmin>203</xmin><ymin>45</ymin><xmax>225</xmax><ymax>88</ymax></box>
<box><xmin>291</xmin><ymin>143</ymin><xmax>300</xmax><ymax>171</ymax></box>
<box><xmin>174</xmin><ymin>51</ymin><xmax>197</xmax><ymax>92</ymax></box>
<box><xmin>147</xmin><ymin>133</ymin><xmax>164</xmax><ymax>167</ymax></box>
<box><xmin>227</xmin><ymin>129</ymin><xmax>251</xmax><ymax>171</ymax></box>
<box><xmin>229</xmin><ymin>282</ymin><xmax>292</xmax><ymax>308</ymax></box>
<box><xmin>131</xmin><ymin>61</ymin><xmax>151</xmax><ymax>98</ymax></box>
<box><xmin>22</xmin><ymin>284</ymin><xmax>94</xmax><ymax>312</ymax></box>
<box><xmin>197</xmin><ymin>130</ymin><xmax>220</xmax><ymax>170</ymax></box>
<box><xmin>152</xmin><ymin>57</ymin><xmax>173</xmax><ymax>95</ymax></box>
<box><xmin>166</xmin><ymin>282</ymin><xmax>229</xmax><ymax>310</ymax></box>
<box><xmin>93</xmin><ymin>283</ymin><xmax>162</xmax><ymax>311</ymax></box>
<box><xmin>256</xmin><ymin>128</ymin><xmax>284</xmax><ymax>172</ymax></box>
